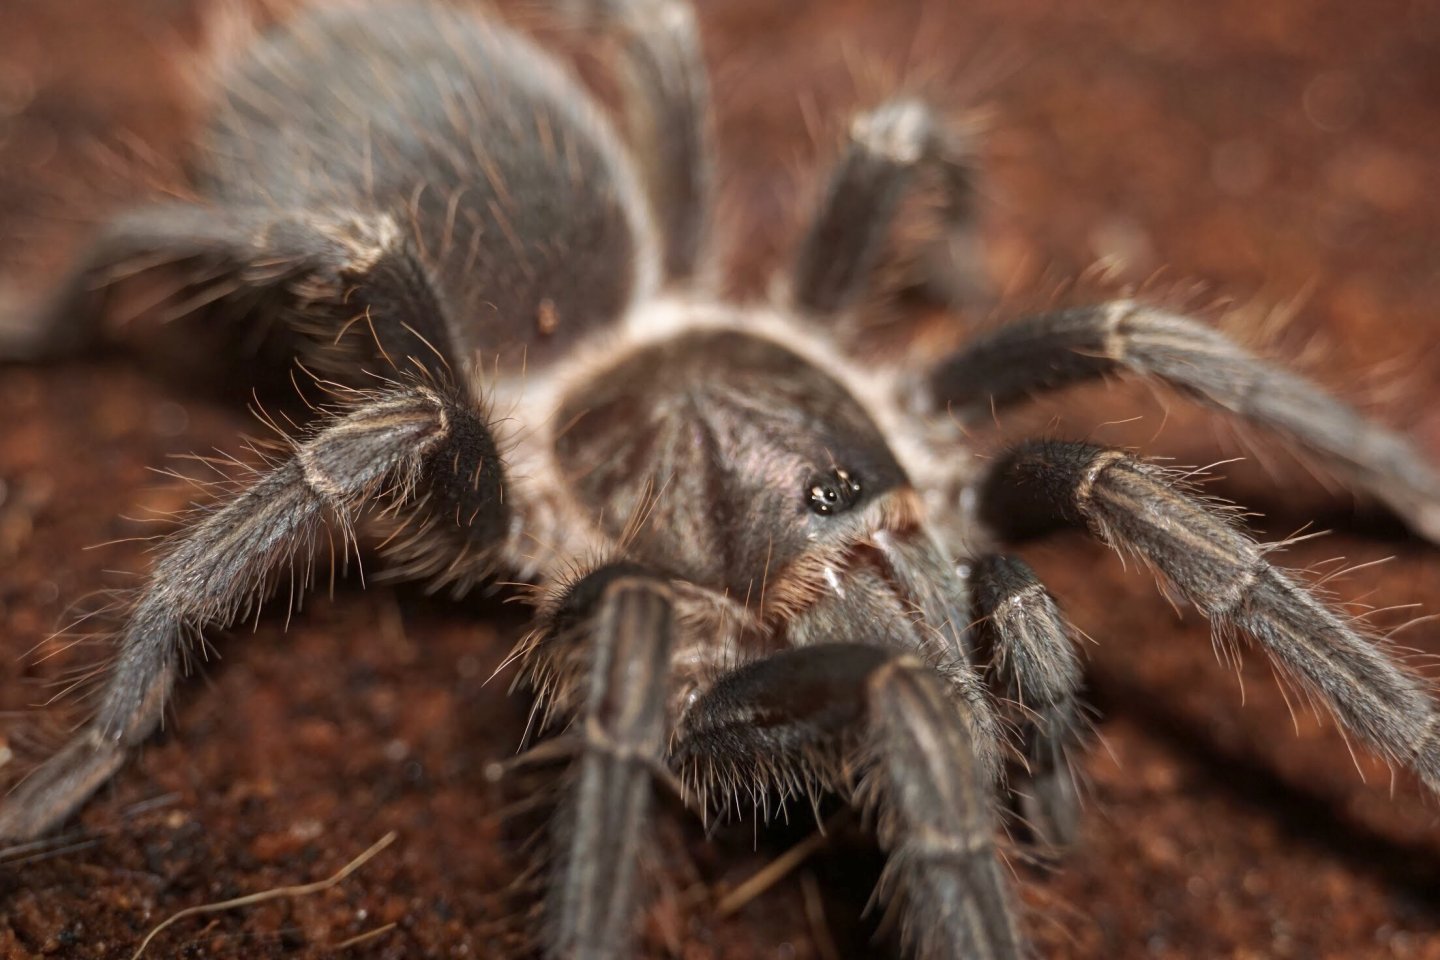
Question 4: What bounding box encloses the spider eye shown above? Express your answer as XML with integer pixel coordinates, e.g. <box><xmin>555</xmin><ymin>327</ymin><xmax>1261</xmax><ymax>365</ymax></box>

<box><xmin>806</xmin><ymin>468</ymin><xmax>863</xmax><ymax>516</ymax></box>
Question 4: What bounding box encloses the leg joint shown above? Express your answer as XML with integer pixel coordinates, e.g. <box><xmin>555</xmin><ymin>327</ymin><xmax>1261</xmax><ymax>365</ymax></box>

<box><xmin>850</xmin><ymin>99</ymin><xmax>935</xmax><ymax>165</ymax></box>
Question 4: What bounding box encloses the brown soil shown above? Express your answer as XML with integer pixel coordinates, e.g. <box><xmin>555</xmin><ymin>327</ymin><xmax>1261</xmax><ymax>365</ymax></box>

<box><xmin>2</xmin><ymin>1</ymin><xmax>1440</xmax><ymax>958</ymax></box>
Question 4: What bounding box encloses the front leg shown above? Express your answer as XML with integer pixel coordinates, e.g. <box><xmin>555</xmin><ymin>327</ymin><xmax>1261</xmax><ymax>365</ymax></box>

<box><xmin>674</xmin><ymin>644</ymin><xmax>1020</xmax><ymax>960</ymax></box>
<box><xmin>969</xmin><ymin>553</ymin><xmax>1087</xmax><ymax>849</ymax></box>
<box><xmin>0</xmin><ymin>383</ymin><xmax>505</xmax><ymax>840</ymax></box>
<box><xmin>923</xmin><ymin>301</ymin><xmax>1440</xmax><ymax>542</ymax></box>
<box><xmin>977</xmin><ymin>439</ymin><xmax>1440</xmax><ymax>793</ymax></box>
<box><xmin>524</xmin><ymin>564</ymin><xmax>677</xmax><ymax>960</ymax></box>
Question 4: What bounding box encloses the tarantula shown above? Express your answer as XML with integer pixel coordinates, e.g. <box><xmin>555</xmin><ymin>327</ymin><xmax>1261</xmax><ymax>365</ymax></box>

<box><xmin>4</xmin><ymin>1</ymin><xmax>1440</xmax><ymax>956</ymax></box>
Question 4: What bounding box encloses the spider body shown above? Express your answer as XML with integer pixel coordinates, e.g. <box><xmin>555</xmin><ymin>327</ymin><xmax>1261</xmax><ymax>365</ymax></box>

<box><xmin>205</xmin><ymin>1</ymin><xmax>647</xmax><ymax>375</ymax></box>
<box><xmin>5</xmin><ymin>2</ymin><xmax>1440</xmax><ymax>958</ymax></box>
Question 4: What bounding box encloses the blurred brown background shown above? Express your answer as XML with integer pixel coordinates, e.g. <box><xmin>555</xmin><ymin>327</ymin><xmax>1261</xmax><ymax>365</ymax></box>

<box><xmin>2</xmin><ymin>0</ymin><xmax>1440</xmax><ymax>957</ymax></box>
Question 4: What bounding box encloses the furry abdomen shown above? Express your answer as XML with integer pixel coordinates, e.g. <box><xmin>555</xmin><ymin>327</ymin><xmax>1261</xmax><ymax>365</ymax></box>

<box><xmin>199</xmin><ymin>2</ymin><xmax>654</xmax><ymax>373</ymax></box>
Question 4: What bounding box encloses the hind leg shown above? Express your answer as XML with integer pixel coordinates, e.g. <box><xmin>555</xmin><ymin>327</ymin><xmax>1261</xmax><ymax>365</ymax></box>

<box><xmin>565</xmin><ymin>0</ymin><xmax>711</xmax><ymax>281</ymax></box>
<box><xmin>792</xmin><ymin>98</ymin><xmax>989</xmax><ymax>326</ymax></box>
<box><xmin>1</xmin><ymin>201</ymin><xmax>460</xmax><ymax>384</ymax></box>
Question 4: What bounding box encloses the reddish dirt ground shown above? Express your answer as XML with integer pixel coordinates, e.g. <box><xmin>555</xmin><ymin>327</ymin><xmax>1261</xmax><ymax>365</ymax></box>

<box><xmin>2</xmin><ymin>1</ymin><xmax>1440</xmax><ymax>958</ymax></box>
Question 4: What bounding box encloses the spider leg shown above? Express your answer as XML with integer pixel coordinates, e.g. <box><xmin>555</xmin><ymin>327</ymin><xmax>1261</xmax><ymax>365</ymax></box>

<box><xmin>968</xmin><ymin>553</ymin><xmax>1086</xmax><ymax>849</ymax></box>
<box><xmin>528</xmin><ymin>564</ymin><xmax>676</xmax><ymax>960</ymax></box>
<box><xmin>565</xmin><ymin>0</ymin><xmax>711</xmax><ymax>281</ymax></box>
<box><xmin>792</xmin><ymin>98</ymin><xmax>987</xmax><ymax>319</ymax></box>
<box><xmin>923</xmin><ymin>301</ymin><xmax>1440</xmax><ymax>541</ymax></box>
<box><xmin>978</xmin><ymin>439</ymin><xmax>1440</xmax><ymax>793</ymax></box>
<box><xmin>0</xmin><ymin>201</ymin><xmax>459</xmax><ymax>382</ymax></box>
<box><xmin>674</xmin><ymin>643</ymin><xmax>1020</xmax><ymax>960</ymax></box>
<box><xmin>0</xmin><ymin>384</ymin><xmax>505</xmax><ymax>840</ymax></box>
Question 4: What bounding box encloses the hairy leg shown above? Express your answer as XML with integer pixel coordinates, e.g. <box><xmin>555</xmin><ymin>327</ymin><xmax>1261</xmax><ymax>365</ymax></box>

<box><xmin>0</xmin><ymin>383</ymin><xmax>505</xmax><ymax>840</ymax></box>
<box><xmin>924</xmin><ymin>301</ymin><xmax>1440</xmax><ymax>541</ymax></box>
<box><xmin>674</xmin><ymin>644</ymin><xmax>1020</xmax><ymax>960</ymax></box>
<box><xmin>0</xmin><ymin>201</ymin><xmax>460</xmax><ymax>383</ymax></box>
<box><xmin>968</xmin><ymin>553</ymin><xmax>1086</xmax><ymax>848</ymax></box>
<box><xmin>566</xmin><ymin>0</ymin><xmax>711</xmax><ymax>281</ymax></box>
<box><xmin>977</xmin><ymin>439</ymin><xmax>1440</xmax><ymax>793</ymax></box>
<box><xmin>538</xmin><ymin>565</ymin><xmax>677</xmax><ymax>960</ymax></box>
<box><xmin>792</xmin><ymin>98</ymin><xmax>987</xmax><ymax>320</ymax></box>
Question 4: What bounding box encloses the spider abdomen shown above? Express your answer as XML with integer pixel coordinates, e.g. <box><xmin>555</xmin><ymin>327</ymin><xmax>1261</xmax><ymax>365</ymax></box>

<box><xmin>200</xmin><ymin>2</ymin><xmax>654</xmax><ymax>375</ymax></box>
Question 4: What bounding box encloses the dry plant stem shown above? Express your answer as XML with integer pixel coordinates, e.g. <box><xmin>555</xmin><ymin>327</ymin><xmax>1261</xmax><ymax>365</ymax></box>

<box><xmin>326</xmin><ymin>922</ymin><xmax>399</xmax><ymax>951</ymax></box>
<box><xmin>714</xmin><ymin>814</ymin><xmax>844</xmax><ymax>917</ymax></box>
<box><xmin>129</xmin><ymin>830</ymin><xmax>397</xmax><ymax>960</ymax></box>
